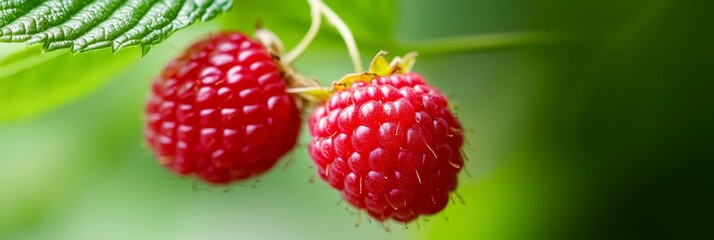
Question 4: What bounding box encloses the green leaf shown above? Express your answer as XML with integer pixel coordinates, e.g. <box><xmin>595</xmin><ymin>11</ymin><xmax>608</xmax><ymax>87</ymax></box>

<box><xmin>0</xmin><ymin>0</ymin><xmax>232</xmax><ymax>53</ymax></box>
<box><xmin>0</xmin><ymin>45</ymin><xmax>137</xmax><ymax>120</ymax></box>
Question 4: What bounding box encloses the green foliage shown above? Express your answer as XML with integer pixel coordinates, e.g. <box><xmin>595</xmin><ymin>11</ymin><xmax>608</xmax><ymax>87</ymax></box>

<box><xmin>0</xmin><ymin>45</ymin><xmax>137</xmax><ymax>120</ymax></box>
<box><xmin>0</xmin><ymin>0</ymin><xmax>231</xmax><ymax>52</ymax></box>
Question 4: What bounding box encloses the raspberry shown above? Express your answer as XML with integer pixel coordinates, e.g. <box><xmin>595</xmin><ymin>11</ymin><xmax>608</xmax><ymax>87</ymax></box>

<box><xmin>308</xmin><ymin>56</ymin><xmax>464</xmax><ymax>222</ymax></box>
<box><xmin>145</xmin><ymin>32</ymin><xmax>301</xmax><ymax>184</ymax></box>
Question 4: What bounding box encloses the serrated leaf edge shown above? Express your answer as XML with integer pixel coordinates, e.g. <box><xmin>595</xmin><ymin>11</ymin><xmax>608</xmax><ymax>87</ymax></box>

<box><xmin>0</xmin><ymin>0</ymin><xmax>233</xmax><ymax>54</ymax></box>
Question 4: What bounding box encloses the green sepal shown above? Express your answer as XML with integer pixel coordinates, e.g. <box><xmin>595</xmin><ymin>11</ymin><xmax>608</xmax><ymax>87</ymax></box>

<box><xmin>334</xmin><ymin>72</ymin><xmax>378</xmax><ymax>91</ymax></box>
<box><xmin>332</xmin><ymin>51</ymin><xmax>419</xmax><ymax>91</ymax></box>
<box><xmin>368</xmin><ymin>50</ymin><xmax>392</xmax><ymax>76</ymax></box>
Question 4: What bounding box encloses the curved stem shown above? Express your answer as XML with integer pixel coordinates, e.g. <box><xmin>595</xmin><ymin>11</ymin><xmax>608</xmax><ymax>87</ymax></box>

<box><xmin>400</xmin><ymin>31</ymin><xmax>555</xmax><ymax>55</ymax></box>
<box><xmin>286</xmin><ymin>86</ymin><xmax>333</xmax><ymax>102</ymax></box>
<box><xmin>283</xmin><ymin>0</ymin><xmax>323</xmax><ymax>64</ymax></box>
<box><xmin>315</xmin><ymin>0</ymin><xmax>364</xmax><ymax>72</ymax></box>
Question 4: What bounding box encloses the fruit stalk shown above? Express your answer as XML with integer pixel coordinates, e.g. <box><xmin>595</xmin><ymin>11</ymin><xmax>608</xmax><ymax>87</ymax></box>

<box><xmin>283</xmin><ymin>0</ymin><xmax>323</xmax><ymax>64</ymax></box>
<box><xmin>282</xmin><ymin>0</ymin><xmax>364</xmax><ymax>73</ymax></box>
<box><xmin>402</xmin><ymin>31</ymin><xmax>554</xmax><ymax>55</ymax></box>
<box><xmin>313</xmin><ymin>0</ymin><xmax>364</xmax><ymax>73</ymax></box>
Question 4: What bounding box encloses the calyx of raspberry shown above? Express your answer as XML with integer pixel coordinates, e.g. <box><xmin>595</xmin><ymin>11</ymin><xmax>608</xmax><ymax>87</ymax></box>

<box><xmin>288</xmin><ymin>51</ymin><xmax>421</xmax><ymax>103</ymax></box>
<box><xmin>254</xmin><ymin>27</ymin><xmax>322</xmax><ymax>109</ymax></box>
<box><xmin>254</xmin><ymin>27</ymin><xmax>286</xmax><ymax>57</ymax></box>
<box><xmin>333</xmin><ymin>51</ymin><xmax>419</xmax><ymax>91</ymax></box>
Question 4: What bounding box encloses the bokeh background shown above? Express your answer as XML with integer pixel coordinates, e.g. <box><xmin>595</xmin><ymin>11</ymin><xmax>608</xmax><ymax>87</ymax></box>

<box><xmin>1</xmin><ymin>0</ymin><xmax>712</xmax><ymax>239</ymax></box>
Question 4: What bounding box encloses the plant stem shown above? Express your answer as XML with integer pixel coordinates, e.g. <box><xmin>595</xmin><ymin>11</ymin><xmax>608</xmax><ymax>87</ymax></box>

<box><xmin>314</xmin><ymin>0</ymin><xmax>364</xmax><ymax>72</ymax></box>
<box><xmin>284</xmin><ymin>0</ymin><xmax>323</xmax><ymax>64</ymax></box>
<box><xmin>400</xmin><ymin>31</ymin><xmax>554</xmax><ymax>56</ymax></box>
<box><xmin>285</xmin><ymin>86</ymin><xmax>331</xmax><ymax>94</ymax></box>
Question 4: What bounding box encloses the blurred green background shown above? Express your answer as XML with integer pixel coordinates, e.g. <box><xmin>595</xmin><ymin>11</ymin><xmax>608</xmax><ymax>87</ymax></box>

<box><xmin>1</xmin><ymin>0</ymin><xmax>711</xmax><ymax>239</ymax></box>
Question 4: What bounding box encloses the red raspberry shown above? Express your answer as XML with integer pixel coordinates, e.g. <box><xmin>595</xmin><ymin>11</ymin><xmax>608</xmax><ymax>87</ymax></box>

<box><xmin>145</xmin><ymin>32</ymin><xmax>301</xmax><ymax>184</ymax></box>
<box><xmin>308</xmin><ymin>72</ymin><xmax>464</xmax><ymax>222</ymax></box>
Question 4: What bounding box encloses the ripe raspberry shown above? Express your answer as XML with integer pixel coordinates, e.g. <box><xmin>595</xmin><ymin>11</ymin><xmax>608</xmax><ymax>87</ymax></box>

<box><xmin>145</xmin><ymin>32</ymin><xmax>301</xmax><ymax>184</ymax></box>
<box><xmin>308</xmin><ymin>54</ymin><xmax>464</xmax><ymax>222</ymax></box>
